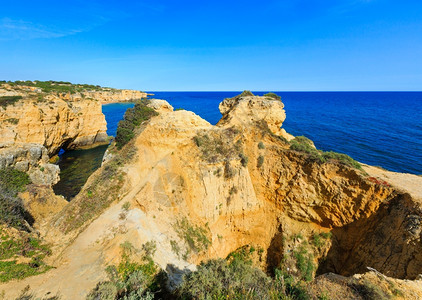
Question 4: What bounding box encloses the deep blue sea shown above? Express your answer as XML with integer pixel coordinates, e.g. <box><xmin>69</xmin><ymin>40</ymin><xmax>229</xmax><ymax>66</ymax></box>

<box><xmin>148</xmin><ymin>92</ymin><xmax>422</xmax><ymax>175</ymax></box>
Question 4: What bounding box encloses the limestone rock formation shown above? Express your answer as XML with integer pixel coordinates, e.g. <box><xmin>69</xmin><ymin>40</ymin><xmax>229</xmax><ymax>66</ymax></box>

<box><xmin>217</xmin><ymin>92</ymin><xmax>294</xmax><ymax>140</ymax></box>
<box><xmin>0</xmin><ymin>97</ymin><xmax>108</xmax><ymax>155</ymax></box>
<box><xmin>0</xmin><ymin>143</ymin><xmax>59</xmax><ymax>185</ymax></box>
<box><xmin>57</xmin><ymin>89</ymin><xmax>147</xmax><ymax>104</ymax></box>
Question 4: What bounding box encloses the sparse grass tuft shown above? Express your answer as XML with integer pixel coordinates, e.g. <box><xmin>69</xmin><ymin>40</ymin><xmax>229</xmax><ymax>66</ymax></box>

<box><xmin>58</xmin><ymin>154</ymin><xmax>128</xmax><ymax>233</ymax></box>
<box><xmin>0</xmin><ymin>168</ymin><xmax>32</xmax><ymax>230</ymax></box>
<box><xmin>263</xmin><ymin>92</ymin><xmax>281</xmax><ymax>101</ymax></box>
<box><xmin>0</xmin><ymin>229</ymin><xmax>52</xmax><ymax>282</ymax></box>
<box><xmin>224</xmin><ymin>160</ymin><xmax>235</xmax><ymax>179</ymax></box>
<box><xmin>5</xmin><ymin>118</ymin><xmax>19</xmax><ymax>124</ymax></box>
<box><xmin>239</xmin><ymin>153</ymin><xmax>248</xmax><ymax>167</ymax></box>
<box><xmin>174</xmin><ymin>218</ymin><xmax>211</xmax><ymax>255</ymax></box>
<box><xmin>290</xmin><ymin>136</ymin><xmax>362</xmax><ymax>170</ymax></box>
<box><xmin>193</xmin><ymin>127</ymin><xmax>243</xmax><ymax>164</ymax></box>
<box><xmin>0</xmin><ymin>95</ymin><xmax>23</xmax><ymax>108</ymax></box>
<box><xmin>240</xmin><ymin>90</ymin><xmax>254</xmax><ymax>97</ymax></box>
<box><xmin>87</xmin><ymin>241</ymin><xmax>165</xmax><ymax>300</ymax></box>
<box><xmin>257</xmin><ymin>155</ymin><xmax>264</xmax><ymax>168</ymax></box>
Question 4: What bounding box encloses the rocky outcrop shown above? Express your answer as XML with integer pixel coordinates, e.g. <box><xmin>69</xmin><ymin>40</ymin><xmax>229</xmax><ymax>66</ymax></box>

<box><xmin>0</xmin><ymin>143</ymin><xmax>59</xmax><ymax>186</ymax></box>
<box><xmin>217</xmin><ymin>93</ymin><xmax>294</xmax><ymax>140</ymax></box>
<box><xmin>0</xmin><ymin>97</ymin><xmax>108</xmax><ymax>155</ymax></box>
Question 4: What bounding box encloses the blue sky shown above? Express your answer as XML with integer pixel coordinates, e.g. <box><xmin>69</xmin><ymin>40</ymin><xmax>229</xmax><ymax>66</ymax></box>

<box><xmin>1</xmin><ymin>0</ymin><xmax>421</xmax><ymax>91</ymax></box>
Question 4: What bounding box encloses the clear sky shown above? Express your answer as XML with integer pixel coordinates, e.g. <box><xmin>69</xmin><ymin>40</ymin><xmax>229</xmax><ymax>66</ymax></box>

<box><xmin>1</xmin><ymin>0</ymin><xmax>422</xmax><ymax>91</ymax></box>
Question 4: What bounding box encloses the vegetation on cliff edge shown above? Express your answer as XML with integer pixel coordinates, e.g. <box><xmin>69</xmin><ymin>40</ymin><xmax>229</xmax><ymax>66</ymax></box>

<box><xmin>0</xmin><ymin>228</ymin><xmax>52</xmax><ymax>283</ymax></box>
<box><xmin>289</xmin><ymin>136</ymin><xmax>362</xmax><ymax>170</ymax></box>
<box><xmin>1</xmin><ymin>80</ymin><xmax>109</xmax><ymax>93</ymax></box>
<box><xmin>0</xmin><ymin>95</ymin><xmax>23</xmax><ymax>108</ymax></box>
<box><xmin>0</xmin><ymin>168</ymin><xmax>32</xmax><ymax>230</ymax></box>
<box><xmin>115</xmin><ymin>100</ymin><xmax>158</xmax><ymax>149</ymax></box>
<box><xmin>87</xmin><ymin>241</ymin><xmax>166</xmax><ymax>300</ymax></box>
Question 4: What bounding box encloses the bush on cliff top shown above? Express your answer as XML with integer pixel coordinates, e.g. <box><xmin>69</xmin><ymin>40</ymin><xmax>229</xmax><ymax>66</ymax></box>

<box><xmin>2</xmin><ymin>80</ymin><xmax>106</xmax><ymax>93</ymax></box>
<box><xmin>0</xmin><ymin>95</ymin><xmax>23</xmax><ymax>108</ymax></box>
<box><xmin>263</xmin><ymin>92</ymin><xmax>282</xmax><ymax>101</ymax></box>
<box><xmin>115</xmin><ymin>100</ymin><xmax>158</xmax><ymax>149</ymax></box>
<box><xmin>289</xmin><ymin>136</ymin><xmax>362</xmax><ymax>170</ymax></box>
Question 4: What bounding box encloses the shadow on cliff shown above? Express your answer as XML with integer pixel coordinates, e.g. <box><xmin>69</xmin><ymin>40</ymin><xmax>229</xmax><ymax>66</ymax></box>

<box><xmin>317</xmin><ymin>193</ymin><xmax>422</xmax><ymax>280</ymax></box>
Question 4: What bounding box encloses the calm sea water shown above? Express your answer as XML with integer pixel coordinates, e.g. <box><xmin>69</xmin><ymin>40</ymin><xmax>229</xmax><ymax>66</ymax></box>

<box><xmin>54</xmin><ymin>91</ymin><xmax>422</xmax><ymax>200</ymax></box>
<box><xmin>54</xmin><ymin>103</ymin><xmax>135</xmax><ymax>199</ymax></box>
<box><xmin>103</xmin><ymin>102</ymin><xmax>135</xmax><ymax>136</ymax></box>
<box><xmin>151</xmin><ymin>92</ymin><xmax>422</xmax><ymax>175</ymax></box>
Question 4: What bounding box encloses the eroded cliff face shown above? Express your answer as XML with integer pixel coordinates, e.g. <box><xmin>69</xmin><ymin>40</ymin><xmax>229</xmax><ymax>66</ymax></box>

<box><xmin>0</xmin><ymin>97</ymin><xmax>108</xmax><ymax>155</ymax></box>
<box><xmin>1</xmin><ymin>94</ymin><xmax>421</xmax><ymax>299</ymax></box>
<box><xmin>0</xmin><ymin>143</ymin><xmax>59</xmax><ymax>186</ymax></box>
<box><xmin>54</xmin><ymin>89</ymin><xmax>147</xmax><ymax>104</ymax></box>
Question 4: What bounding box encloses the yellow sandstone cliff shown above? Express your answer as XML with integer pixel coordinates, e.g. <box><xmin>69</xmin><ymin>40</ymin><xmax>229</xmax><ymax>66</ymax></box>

<box><xmin>0</xmin><ymin>97</ymin><xmax>108</xmax><ymax>155</ymax></box>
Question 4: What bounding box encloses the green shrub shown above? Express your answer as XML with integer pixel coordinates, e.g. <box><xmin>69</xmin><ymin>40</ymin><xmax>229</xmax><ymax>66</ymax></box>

<box><xmin>5</xmin><ymin>118</ymin><xmax>19</xmax><ymax>125</ymax></box>
<box><xmin>320</xmin><ymin>232</ymin><xmax>332</xmax><ymax>239</ymax></box>
<box><xmin>37</xmin><ymin>94</ymin><xmax>45</xmax><ymax>103</ymax></box>
<box><xmin>263</xmin><ymin>92</ymin><xmax>281</xmax><ymax>101</ymax></box>
<box><xmin>122</xmin><ymin>201</ymin><xmax>130</xmax><ymax>211</ymax></box>
<box><xmin>0</xmin><ymin>96</ymin><xmax>23</xmax><ymax>108</ymax></box>
<box><xmin>0</xmin><ymin>231</ymin><xmax>52</xmax><ymax>282</ymax></box>
<box><xmin>273</xmin><ymin>269</ymin><xmax>311</xmax><ymax>300</ymax></box>
<box><xmin>115</xmin><ymin>100</ymin><xmax>158</xmax><ymax>149</ymax></box>
<box><xmin>0</xmin><ymin>259</ymin><xmax>51</xmax><ymax>283</ymax></box>
<box><xmin>179</xmin><ymin>257</ymin><xmax>271</xmax><ymax>299</ymax></box>
<box><xmin>258</xmin><ymin>141</ymin><xmax>265</xmax><ymax>149</ymax></box>
<box><xmin>170</xmin><ymin>240</ymin><xmax>181</xmax><ymax>257</ymax></box>
<box><xmin>312</xmin><ymin>234</ymin><xmax>323</xmax><ymax>248</ymax></box>
<box><xmin>351</xmin><ymin>279</ymin><xmax>391</xmax><ymax>300</ymax></box>
<box><xmin>0</xmin><ymin>168</ymin><xmax>31</xmax><ymax>194</ymax></box>
<box><xmin>174</xmin><ymin>218</ymin><xmax>210</xmax><ymax>255</ymax></box>
<box><xmin>193</xmin><ymin>128</ymin><xmax>242</xmax><ymax>164</ymax></box>
<box><xmin>239</xmin><ymin>153</ymin><xmax>248</xmax><ymax>167</ymax></box>
<box><xmin>88</xmin><ymin>241</ymin><xmax>163</xmax><ymax>300</ymax></box>
<box><xmin>6</xmin><ymin>80</ymin><xmax>109</xmax><ymax>94</ymax></box>
<box><xmin>229</xmin><ymin>186</ymin><xmax>238</xmax><ymax>195</ymax></box>
<box><xmin>224</xmin><ymin>160</ymin><xmax>235</xmax><ymax>179</ymax></box>
<box><xmin>290</xmin><ymin>136</ymin><xmax>362</xmax><ymax>169</ymax></box>
<box><xmin>0</xmin><ymin>169</ymin><xmax>32</xmax><ymax>230</ymax></box>
<box><xmin>294</xmin><ymin>247</ymin><xmax>314</xmax><ymax>282</ymax></box>
<box><xmin>321</xmin><ymin>151</ymin><xmax>362</xmax><ymax>169</ymax></box>
<box><xmin>240</xmin><ymin>90</ymin><xmax>254</xmax><ymax>97</ymax></box>
<box><xmin>257</xmin><ymin>155</ymin><xmax>264</xmax><ymax>168</ymax></box>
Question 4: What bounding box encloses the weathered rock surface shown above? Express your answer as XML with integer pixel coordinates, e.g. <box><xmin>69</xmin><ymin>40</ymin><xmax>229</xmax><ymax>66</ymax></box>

<box><xmin>57</xmin><ymin>89</ymin><xmax>147</xmax><ymax>104</ymax></box>
<box><xmin>20</xmin><ymin>185</ymin><xmax>68</xmax><ymax>226</ymax></box>
<box><xmin>0</xmin><ymin>97</ymin><xmax>108</xmax><ymax>155</ymax></box>
<box><xmin>217</xmin><ymin>93</ymin><xmax>294</xmax><ymax>140</ymax></box>
<box><xmin>0</xmin><ymin>143</ymin><xmax>59</xmax><ymax>185</ymax></box>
